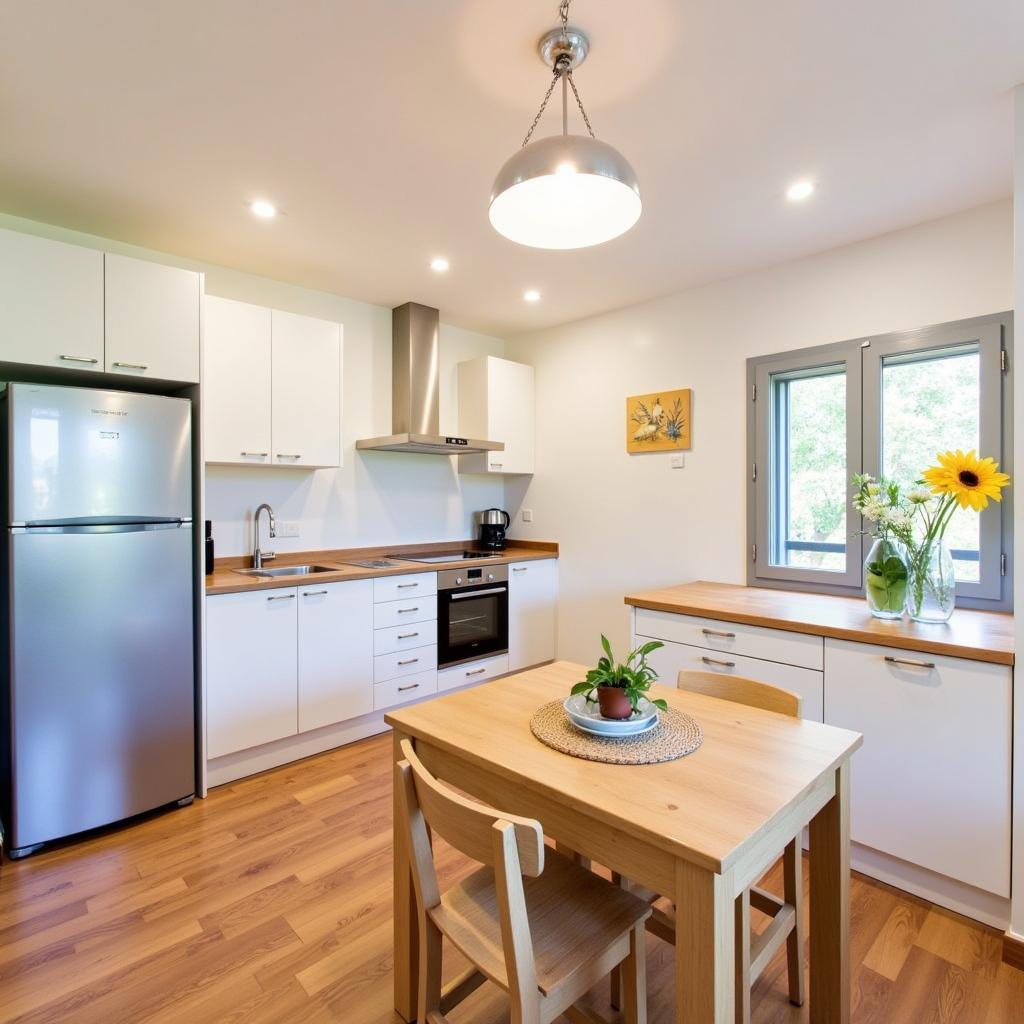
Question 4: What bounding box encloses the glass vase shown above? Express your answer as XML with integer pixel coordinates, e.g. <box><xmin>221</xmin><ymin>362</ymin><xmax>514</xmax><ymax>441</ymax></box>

<box><xmin>906</xmin><ymin>538</ymin><xmax>956</xmax><ymax>623</ymax></box>
<box><xmin>863</xmin><ymin>538</ymin><xmax>908</xmax><ymax>619</ymax></box>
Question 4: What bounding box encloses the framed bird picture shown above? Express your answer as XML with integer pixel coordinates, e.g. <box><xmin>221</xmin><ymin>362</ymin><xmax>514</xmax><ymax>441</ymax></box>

<box><xmin>626</xmin><ymin>388</ymin><xmax>691</xmax><ymax>452</ymax></box>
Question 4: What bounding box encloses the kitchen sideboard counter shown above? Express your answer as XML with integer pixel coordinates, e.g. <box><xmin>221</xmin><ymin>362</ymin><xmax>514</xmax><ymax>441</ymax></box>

<box><xmin>206</xmin><ymin>540</ymin><xmax>558</xmax><ymax>596</ymax></box>
<box><xmin>625</xmin><ymin>580</ymin><xmax>1013</xmax><ymax>666</ymax></box>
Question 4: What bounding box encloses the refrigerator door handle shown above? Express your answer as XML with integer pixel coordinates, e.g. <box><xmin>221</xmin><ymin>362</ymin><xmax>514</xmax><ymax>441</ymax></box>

<box><xmin>14</xmin><ymin>521</ymin><xmax>192</xmax><ymax>535</ymax></box>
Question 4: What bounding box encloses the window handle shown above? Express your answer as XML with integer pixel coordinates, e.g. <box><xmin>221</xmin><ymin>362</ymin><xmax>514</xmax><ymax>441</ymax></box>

<box><xmin>702</xmin><ymin>628</ymin><xmax>736</xmax><ymax>639</ymax></box>
<box><xmin>701</xmin><ymin>656</ymin><xmax>736</xmax><ymax>668</ymax></box>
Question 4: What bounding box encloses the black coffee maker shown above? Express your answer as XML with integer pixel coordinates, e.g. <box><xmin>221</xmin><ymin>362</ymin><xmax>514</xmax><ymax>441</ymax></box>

<box><xmin>478</xmin><ymin>508</ymin><xmax>511</xmax><ymax>550</ymax></box>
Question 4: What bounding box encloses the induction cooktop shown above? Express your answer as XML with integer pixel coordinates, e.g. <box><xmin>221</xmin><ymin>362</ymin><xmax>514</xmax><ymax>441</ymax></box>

<box><xmin>393</xmin><ymin>551</ymin><xmax>498</xmax><ymax>564</ymax></box>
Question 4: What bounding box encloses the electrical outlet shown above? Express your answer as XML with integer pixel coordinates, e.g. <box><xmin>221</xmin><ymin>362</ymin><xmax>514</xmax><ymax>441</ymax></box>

<box><xmin>670</xmin><ymin>455</ymin><xmax>685</xmax><ymax>469</ymax></box>
<box><xmin>277</xmin><ymin>521</ymin><xmax>300</xmax><ymax>538</ymax></box>
<box><xmin>522</xmin><ymin>509</ymin><xmax>533</xmax><ymax>522</ymax></box>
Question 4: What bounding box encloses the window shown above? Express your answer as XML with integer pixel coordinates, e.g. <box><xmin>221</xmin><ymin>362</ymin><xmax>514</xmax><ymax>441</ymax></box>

<box><xmin>748</xmin><ymin>313</ymin><xmax>1012</xmax><ymax>608</ymax></box>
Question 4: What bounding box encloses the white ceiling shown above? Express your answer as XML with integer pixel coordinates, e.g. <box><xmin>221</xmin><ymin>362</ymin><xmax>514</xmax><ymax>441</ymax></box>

<box><xmin>1</xmin><ymin>1</ymin><xmax>1022</xmax><ymax>336</ymax></box>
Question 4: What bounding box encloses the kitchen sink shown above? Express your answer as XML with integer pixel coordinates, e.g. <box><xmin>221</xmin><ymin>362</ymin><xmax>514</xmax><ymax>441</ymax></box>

<box><xmin>232</xmin><ymin>564</ymin><xmax>337</xmax><ymax>578</ymax></box>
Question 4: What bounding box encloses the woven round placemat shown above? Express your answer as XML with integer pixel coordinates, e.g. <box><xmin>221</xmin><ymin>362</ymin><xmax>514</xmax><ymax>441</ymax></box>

<box><xmin>530</xmin><ymin>701</ymin><xmax>703</xmax><ymax>765</ymax></box>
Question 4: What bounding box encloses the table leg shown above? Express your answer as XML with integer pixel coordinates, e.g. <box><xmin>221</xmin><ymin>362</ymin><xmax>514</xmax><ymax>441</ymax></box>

<box><xmin>809</xmin><ymin>762</ymin><xmax>850</xmax><ymax>1024</ymax></box>
<box><xmin>393</xmin><ymin>730</ymin><xmax>419</xmax><ymax>1022</ymax></box>
<box><xmin>675</xmin><ymin>858</ymin><xmax>736</xmax><ymax>1024</ymax></box>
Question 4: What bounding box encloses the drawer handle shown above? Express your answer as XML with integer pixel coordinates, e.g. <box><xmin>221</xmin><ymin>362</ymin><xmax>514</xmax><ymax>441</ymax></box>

<box><xmin>59</xmin><ymin>354</ymin><xmax>99</xmax><ymax>364</ymax></box>
<box><xmin>397</xmin><ymin>582</ymin><xmax>420</xmax><ymax>589</ymax></box>
<box><xmin>884</xmin><ymin>655</ymin><xmax>936</xmax><ymax>670</ymax></box>
<box><xmin>397</xmin><ymin>607</ymin><xmax>420</xmax><ymax>614</ymax></box>
<box><xmin>397</xmin><ymin>658</ymin><xmax>419</xmax><ymax>666</ymax></box>
<box><xmin>702</xmin><ymin>628</ymin><xmax>736</xmax><ymax>639</ymax></box>
<box><xmin>397</xmin><ymin>632</ymin><xmax>420</xmax><ymax>640</ymax></box>
<box><xmin>465</xmin><ymin>667</ymin><xmax>487</xmax><ymax>676</ymax></box>
<box><xmin>276</xmin><ymin>453</ymin><xmax>302</xmax><ymax>459</ymax></box>
<box><xmin>303</xmin><ymin>590</ymin><xmax>328</xmax><ymax>597</ymax></box>
<box><xmin>267</xmin><ymin>594</ymin><xmax>296</xmax><ymax>602</ymax></box>
<box><xmin>112</xmin><ymin>361</ymin><xmax>148</xmax><ymax>370</ymax></box>
<box><xmin>397</xmin><ymin>683</ymin><xmax>420</xmax><ymax>692</ymax></box>
<box><xmin>701</xmin><ymin>656</ymin><xmax>736</xmax><ymax>668</ymax></box>
<box><xmin>512</xmin><ymin>567</ymin><xmax>528</xmax><ymax>573</ymax></box>
<box><xmin>240</xmin><ymin>452</ymin><xmax>269</xmax><ymax>457</ymax></box>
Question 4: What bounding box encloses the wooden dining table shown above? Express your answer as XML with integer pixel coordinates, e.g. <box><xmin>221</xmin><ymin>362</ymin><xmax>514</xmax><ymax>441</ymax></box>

<box><xmin>386</xmin><ymin>661</ymin><xmax>862</xmax><ymax>1024</ymax></box>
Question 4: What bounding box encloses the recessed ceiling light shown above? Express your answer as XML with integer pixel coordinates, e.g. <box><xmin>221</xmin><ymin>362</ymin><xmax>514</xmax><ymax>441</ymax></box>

<box><xmin>786</xmin><ymin>180</ymin><xmax>815</xmax><ymax>202</ymax></box>
<box><xmin>249</xmin><ymin>199</ymin><xmax>277</xmax><ymax>219</ymax></box>
<box><xmin>523</xmin><ymin>289</ymin><xmax>541</xmax><ymax>303</ymax></box>
<box><xmin>430</xmin><ymin>257</ymin><xmax>450</xmax><ymax>273</ymax></box>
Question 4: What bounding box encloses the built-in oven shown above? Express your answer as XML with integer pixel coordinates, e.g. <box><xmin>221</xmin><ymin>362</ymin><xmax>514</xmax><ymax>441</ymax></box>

<box><xmin>437</xmin><ymin>564</ymin><xmax>509</xmax><ymax>668</ymax></box>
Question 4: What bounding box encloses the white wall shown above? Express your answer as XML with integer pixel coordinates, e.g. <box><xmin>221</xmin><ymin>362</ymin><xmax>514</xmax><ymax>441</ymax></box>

<box><xmin>505</xmin><ymin>199</ymin><xmax>1013</xmax><ymax>664</ymax></box>
<box><xmin>0</xmin><ymin>213</ymin><xmax>507</xmax><ymax>556</ymax></box>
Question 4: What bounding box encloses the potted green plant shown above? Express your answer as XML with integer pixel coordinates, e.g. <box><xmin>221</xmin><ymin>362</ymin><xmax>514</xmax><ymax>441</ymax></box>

<box><xmin>570</xmin><ymin>635</ymin><xmax>669</xmax><ymax>720</ymax></box>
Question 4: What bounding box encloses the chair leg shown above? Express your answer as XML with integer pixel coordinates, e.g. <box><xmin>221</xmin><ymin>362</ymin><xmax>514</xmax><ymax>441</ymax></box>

<box><xmin>621</xmin><ymin>922</ymin><xmax>647</xmax><ymax>1024</ymax></box>
<box><xmin>609</xmin><ymin>873</ymin><xmax>625</xmax><ymax>1009</ymax></box>
<box><xmin>734</xmin><ymin>889</ymin><xmax>751</xmax><ymax>1024</ymax></box>
<box><xmin>418</xmin><ymin>911</ymin><xmax>443</xmax><ymax>1024</ymax></box>
<box><xmin>783</xmin><ymin>840</ymin><xmax>806</xmax><ymax>1007</ymax></box>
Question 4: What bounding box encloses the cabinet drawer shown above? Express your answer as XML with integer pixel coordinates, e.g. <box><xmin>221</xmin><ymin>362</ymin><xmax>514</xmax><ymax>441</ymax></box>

<box><xmin>374</xmin><ymin>596</ymin><xmax>437</xmax><ymax>630</ymax></box>
<box><xmin>635</xmin><ymin>608</ymin><xmax>823</xmax><ymax>671</ymax></box>
<box><xmin>373</xmin><ymin>670</ymin><xmax>437</xmax><ymax>711</ymax></box>
<box><xmin>645</xmin><ymin>639</ymin><xmax>823</xmax><ymax>722</ymax></box>
<box><xmin>374</xmin><ymin>645</ymin><xmax>438</xmax><ymax>683</ymax></box>
<box><xmin>373</xmin><ymin>573</ymin><xmax>437</xmax><ymax>603</ymax></box>
<box><xmin>824</xmin><ymin>638</ymin><xmax>1011</xmax><ymax>897</ymax></box>
<box><xmin>438</xmin><ymin>654</ymin><xmax>510</xmax><ymax>693</ymax></box>
<box><xmin>373</xmin><ymin>619</ymin><xmax>438</xmax><ymax>656</ymax></box>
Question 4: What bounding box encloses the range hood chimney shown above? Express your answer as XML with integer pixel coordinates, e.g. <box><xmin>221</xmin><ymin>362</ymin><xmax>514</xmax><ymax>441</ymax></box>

<box><xmin>356</xmin><ymin>302</ymin><xmax>504</xmax><ymax>455</ymax></box>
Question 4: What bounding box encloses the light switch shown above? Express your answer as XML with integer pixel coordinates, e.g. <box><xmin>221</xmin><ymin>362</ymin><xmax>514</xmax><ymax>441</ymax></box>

<box><xmin>278</xmin><ymin>521</ymin><xmax>300</xmax><ymax>538</ymax></box>
<box><xmin>522</xmin><ymin>509</ymin><xmax>533</xmax><ymax>522</ymax></box>
<box><xmin>670</xmin><ymin>455</ymin><xmax>685</xmax><ymax>469</ymax></box>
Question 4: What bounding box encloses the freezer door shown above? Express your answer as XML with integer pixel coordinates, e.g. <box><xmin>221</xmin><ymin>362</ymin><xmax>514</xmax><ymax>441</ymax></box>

<box><xmin>8</xmin><ymin>383</ymin><xmax>192</xmax><ymax>525</ymax></box>
<box><xmin>7</xmin><ymin>522</ymin><xmax>195</xmax><ymax>850</ymax></box>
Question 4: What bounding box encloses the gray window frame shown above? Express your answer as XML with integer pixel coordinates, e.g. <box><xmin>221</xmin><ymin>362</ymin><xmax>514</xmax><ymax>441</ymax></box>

<box><xmin>747</xmin><ymin>311</ymin><xmax>1013</xmax><ymax>610</ymax></box>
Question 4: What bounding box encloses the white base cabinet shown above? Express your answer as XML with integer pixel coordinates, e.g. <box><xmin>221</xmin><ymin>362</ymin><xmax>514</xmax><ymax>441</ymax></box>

<box><xmin>206</xmin><ymin>588</ymin><xmax>298</xmax><ymax>759</ymax></box>
<box><xmin>824</xmin><ymin>638</ymin><xmax>1011</xmax><ymax>898</ymax></box>
<box><xmin>508</xmin><ymin>559</ymin><xmax>558</xmax><ymax>671</ymax></box>
<box><xmin>298</xmin><ymin>580</ymin><xmax>374</xmax><ymax>733</ymax></box>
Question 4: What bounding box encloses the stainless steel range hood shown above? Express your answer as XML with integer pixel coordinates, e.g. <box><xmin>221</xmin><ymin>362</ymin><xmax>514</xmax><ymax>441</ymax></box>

<box><xmin>355</xmin><ymin>302</ymin><xmax>504</xmax><ymax>455</ymax></box>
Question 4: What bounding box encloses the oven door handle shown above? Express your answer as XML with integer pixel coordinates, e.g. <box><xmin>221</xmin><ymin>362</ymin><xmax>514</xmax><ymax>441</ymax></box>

<box><xmin>449</xmin><ymin>586</ymin><xmax>508</xmax><ymax>600</ymax></box>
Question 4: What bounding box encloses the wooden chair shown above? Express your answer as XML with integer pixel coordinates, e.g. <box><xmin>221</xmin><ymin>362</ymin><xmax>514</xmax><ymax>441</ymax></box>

<box><xmin>612</xmin><ymin>670</ymin><xmax>806</xmax><ymax>1024</ymax></box>
<box><xmin>396</xmin><ymin>737</ymin><xmax>652</xmax><ymax>1024</ymax></box>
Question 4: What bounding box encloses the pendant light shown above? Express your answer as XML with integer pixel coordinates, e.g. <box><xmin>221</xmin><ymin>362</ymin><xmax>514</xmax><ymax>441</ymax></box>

<box><xmin>489</xmin><ymin>0</ymin><xmax>641</xmax><ymax>250</ymax></box>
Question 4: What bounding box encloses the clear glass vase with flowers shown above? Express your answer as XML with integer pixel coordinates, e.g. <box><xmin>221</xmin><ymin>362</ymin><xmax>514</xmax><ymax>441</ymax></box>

<box><xmin>851</xmin><ymin>474</ymin><xmax>913</xmax><ymax>618</ymax></box>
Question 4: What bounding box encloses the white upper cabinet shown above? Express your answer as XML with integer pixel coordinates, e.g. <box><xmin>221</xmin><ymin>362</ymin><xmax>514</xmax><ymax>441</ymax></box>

<box><xmin>0</xmin><ymin>229</ymin><xmax>104</xmax><ymax>370</ymax></box>
<box><xmin>458</xmin><ymin>356</ymin><xmax>535</xmax><ymax>475</ymax></box>
<box><xmin>203</xmin><ymin>296</ymin><xmax>272</xmax><ymax>465</ymax></box>
<box><xmin>271</xmin><ymin>310</ymin><xmax>342</xmax><ymax>468</ymax></box>
<box><xmin>508</xmin><ymin>558</ymin><xmax>557</xmax><ymax>672</ymax></box>
<box><xmin>104</xmin><ymin>253</ymin><xmax>201</xmax><ymax>382</ymax></box>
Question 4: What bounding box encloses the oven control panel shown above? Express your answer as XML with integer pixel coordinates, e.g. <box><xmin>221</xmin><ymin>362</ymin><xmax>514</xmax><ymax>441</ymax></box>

<box><xmin>437</xmin><ymin>563</ymin><xmax>509</xmax><ymax>589</ymax></box>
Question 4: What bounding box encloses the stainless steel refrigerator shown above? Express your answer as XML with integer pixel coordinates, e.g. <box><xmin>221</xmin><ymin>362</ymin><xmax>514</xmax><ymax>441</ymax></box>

<box><xmin>1</xmin><ymin>383</ymin><xmax>195</xmax><ymax>857</ymax></box>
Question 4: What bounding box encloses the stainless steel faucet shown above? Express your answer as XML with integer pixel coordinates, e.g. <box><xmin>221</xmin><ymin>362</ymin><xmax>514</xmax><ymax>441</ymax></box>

<box><xmin>253</xmin><ymin>503</ymin><xmax>276</xmax><ymax>569</ymax></box>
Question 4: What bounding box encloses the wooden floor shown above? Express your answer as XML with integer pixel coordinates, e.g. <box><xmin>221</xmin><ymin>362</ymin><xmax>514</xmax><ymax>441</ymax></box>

<box><xmin>0</xmin><ymin>731</ymin><xmax>1019</xmax><ymax>1023</ymax></box>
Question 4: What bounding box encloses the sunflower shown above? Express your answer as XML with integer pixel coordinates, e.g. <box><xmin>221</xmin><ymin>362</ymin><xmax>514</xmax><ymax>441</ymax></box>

<box><xmin>921</xmin><ymin>449</ymin><xmax>1010</xmax><ymax>511</ymax></box>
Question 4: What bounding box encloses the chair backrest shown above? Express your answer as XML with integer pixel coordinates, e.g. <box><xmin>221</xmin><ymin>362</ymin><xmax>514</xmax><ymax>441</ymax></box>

<box><xmin>677</xmin><ymin>670</ymin><xmax>802</xmax><ymax>719</ymax></box>
<box><xmin>396</xmin><ymin>738</ymin><xmax>545</xmax><ymax>1002</ymax></box>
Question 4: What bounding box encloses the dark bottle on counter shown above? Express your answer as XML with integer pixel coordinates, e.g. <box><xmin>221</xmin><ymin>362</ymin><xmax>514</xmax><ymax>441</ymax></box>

<box><xmin>205</xmin><ymin>520</ymin><xmax>214</xmax><ymax>576</ymax></box>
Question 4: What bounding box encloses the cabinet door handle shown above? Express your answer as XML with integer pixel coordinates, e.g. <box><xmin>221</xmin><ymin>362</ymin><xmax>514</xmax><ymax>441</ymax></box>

<box><xmin>397</xmin><ymin>632</ymin><xmax>420</xmax><ymax>640</ymax></box>
<box><xmin>112</xmin><ymin>361</ymin><xmax>148</xmax><ymax>370</ymax></box>
<box><xmin>241</xmin><ymin>452</ymin><xmax>270</xmax><ymax>457</ymax></box>
<box><xmin>884</xmin><ymin>655</ymin><xmax>936</xmax><ymax>669</ymax></box>
<box><xmin>397</xmin><ymin>582</ymin><xmax>420</xmax><ymax>589</ymax></box>
<box><xmin>276</xmin><ymin>453</ymin><xmax>302</xmax><ymax>459</ymax></box>
<box><xmin>490</xmin><ymin>462</ymin><xmax>503</xmax><ymax>469</ymax></box>
<box><xmin>397</xmin><ymin>607</ymin><xmax>420</xmax><ymax>614</ymax></box>
<box><xmin>465</xmin><ymin>667</ymin><xmax>487</xmax><ymax>676</ymax></box>
<box><xmin>59</xmin><ymin>354</ymin><xmax>99</xmax><ymax>364</ymax></box>
<box><xmin>397</xmin><ymin>683</ymin><xmax>420</xmax><ymax>692</ymax></box>
<box><xmin>303</xmin><ymin>590</ymin><xmax>328</xmax><ymax>597</ymax></box>
<box><xmin>397</xmin><ymin>658</ymin><xmax>419</xmax><ymax>666</ymax></box>
<box><xmin>701</xmin><ymin>656</ymin><xmax>736</xmax><ymax>668</ymax></box>
<box><xmin>267</xmin><ymin>594</ymin><xmax>296</xmax><ymax>602</ymax></box>
<box><xmin>512</xmin><ymin>567</ymin><xmax>528</xmax><ymax>573</ymax></box>
<box><xmin>702</xmin><ymin>628</ymin><xmax>736</xmax><ymax>639</ymax></box>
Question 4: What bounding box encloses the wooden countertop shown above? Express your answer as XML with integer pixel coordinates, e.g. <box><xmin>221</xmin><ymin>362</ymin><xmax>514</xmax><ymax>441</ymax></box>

<box><xmin>624</xmin><ymin>580</ymin><xmax>1014</xmax><ymax>666</ymax></box>
<box><xmin>205</xmin><ymin>540</ymin><xmax>558</xmax><ymax>596</ymax></box>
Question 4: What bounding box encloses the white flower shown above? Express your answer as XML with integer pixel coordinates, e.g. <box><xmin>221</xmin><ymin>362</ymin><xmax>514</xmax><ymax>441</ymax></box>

<box><xmin>865</xmin><ymin>483</ymin><xmax>881</xmax><ymax>496</ymax></box>
<box><xmin>907</xmin><ymin>487</ymin><xmax>932</xmax><ymax>505</ymax></box>
<box><xmin>882</xmin><ymin>509</ymin><xmax>912</xmax><ymax>531</ymax></box>
<box><xmin>860</xmin><ymin>497</ymin><xmax>887</xmax><ymax>522</ymax></box>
